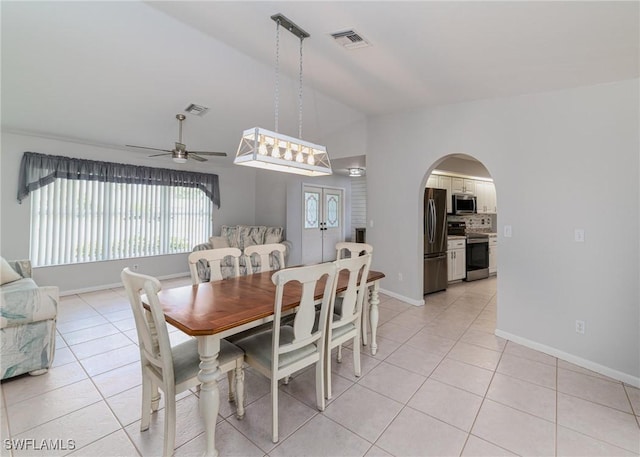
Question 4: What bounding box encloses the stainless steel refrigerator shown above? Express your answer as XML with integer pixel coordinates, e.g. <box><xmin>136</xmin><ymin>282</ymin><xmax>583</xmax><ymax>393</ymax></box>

<box><xmin>424</xmin><ymin>187</ymin><xmax>448</xmax><ymax>294</ymax></box>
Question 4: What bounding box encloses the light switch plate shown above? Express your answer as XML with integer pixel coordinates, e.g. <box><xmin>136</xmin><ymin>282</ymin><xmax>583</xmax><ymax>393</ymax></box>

<box><xmin>574</xmin><ymin>229</ymin><xmax>585</xmax><ymax>242</ymax></box>
<box><xmin>504</xmin><ymin>225</ymin><xmax>512</xmax><ymax>238</ymax></box>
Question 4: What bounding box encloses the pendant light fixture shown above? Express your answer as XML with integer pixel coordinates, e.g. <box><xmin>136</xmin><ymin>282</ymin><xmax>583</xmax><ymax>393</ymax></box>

<box><xmin>234</xmin><ymin>14</ymin><xmax>332</xmax><ymax>176</ymax></box>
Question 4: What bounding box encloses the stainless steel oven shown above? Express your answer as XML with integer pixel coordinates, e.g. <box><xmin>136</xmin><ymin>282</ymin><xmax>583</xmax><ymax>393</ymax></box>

<box><xmin>465</xmin><ymin>234</ymin><xmax>489</xmax><ymax>281</ymax></box>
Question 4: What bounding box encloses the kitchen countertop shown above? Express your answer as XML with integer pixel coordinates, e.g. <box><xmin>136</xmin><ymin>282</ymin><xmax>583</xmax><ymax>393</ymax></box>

<box><xmin>447</xmin><ymin>235</ymin><xmax>466</xmax><ymax>240</ymax></box>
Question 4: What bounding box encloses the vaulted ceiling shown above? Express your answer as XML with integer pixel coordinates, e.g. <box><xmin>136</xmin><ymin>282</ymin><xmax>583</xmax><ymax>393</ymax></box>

<box><xmin>2</xmin><ymin>1</ymin><xmax>638</xmax><ymax>171</ymax></box>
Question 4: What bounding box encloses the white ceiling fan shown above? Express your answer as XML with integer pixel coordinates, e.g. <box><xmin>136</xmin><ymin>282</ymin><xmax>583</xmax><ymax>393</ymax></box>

<box><xmin>126</xmin><ymin>114</ymin><xmax>227</xmax><ymax>163</ymax></box>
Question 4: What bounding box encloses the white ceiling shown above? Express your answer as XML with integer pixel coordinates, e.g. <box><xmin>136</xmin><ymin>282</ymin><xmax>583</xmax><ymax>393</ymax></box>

<box><xmin>2</xmin><ymin>1</ymin><xmax>638</xmax><ymax>172</ymax></box>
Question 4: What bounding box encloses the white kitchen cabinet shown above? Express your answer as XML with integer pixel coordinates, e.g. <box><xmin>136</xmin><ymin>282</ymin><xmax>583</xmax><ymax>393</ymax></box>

<box><xmin>447</xmin><ymin>238</ymin><xmax>466</xmax><ymax>281</ymax></box>
<box><xmin>476</xmin><ymin>181</ymin><xmax>497</xmax><ymax>213</ymax></box>
<box><xmin>439</xmin><ymin>175</ymin><xmax>452</xmax><ymax>213</ymax></box>
<box><xmin>489</xmin><ymin>236</ymin><xmax>498</xmax><ymax>275</ymax></box>
<box><xmin>427</xmin><ymin>174</ymin><xmax>439</xmax><ymax>188</ymax></box>
<box><xmin>452</xmin><ymin>178</ymin><xmax>476</xmax><ymax>195</ymax></box>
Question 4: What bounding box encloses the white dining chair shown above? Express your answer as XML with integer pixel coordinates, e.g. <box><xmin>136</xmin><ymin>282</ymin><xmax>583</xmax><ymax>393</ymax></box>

<box><xmin>244</xmin><ymin>243</ymin><xmax>286</xmax><ymax>274</ymax></box>
<box><xmin>335</xmin><ymin>242</ymin><xmax>374</xmax><ymax>345</ymax></box>
<box><xmin>121</xmin><ymin>268</ymin><xmax>245</xmax><ymax>457</ymax></box>
<box><xmin>233</xmin><ymin>262</ymin><xmax>338</xmax><ymax>443</ymax></box>
<box><xmin>187</xmin><ymin>247</ymin><xmax>242</xmax><ymax>284</ymax></box>
<box><xmin>325</xmin><ymin>254</ymin><xmax>372</xmax><ymax>399</ymax></box>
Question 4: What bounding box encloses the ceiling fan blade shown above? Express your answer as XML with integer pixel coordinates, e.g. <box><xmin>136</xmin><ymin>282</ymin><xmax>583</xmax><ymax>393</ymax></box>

<box><xmin>126</xmin><ymin>145</ymin><xmax>173</xmax><ymax>153</ymax></box>
<box><xmin>189</xmin><ymin>154</ymin><xmax>208</xmax><ymax>162</ymax></box>
<box><xmin>188</xmin><ymin>151</ymin><xmax>228</xmax><ymax>157</ymax></box>
<box><xmin>148</xmin><ymin>152</ymin><xmax>172</xmax><ymax>158</ymax></box>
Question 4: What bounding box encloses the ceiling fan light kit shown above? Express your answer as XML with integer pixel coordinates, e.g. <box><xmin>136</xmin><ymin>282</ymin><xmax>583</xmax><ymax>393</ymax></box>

<box><xmin>234</xmin><ymin>13</ymin><xmax>332</xmax><ymax>177</ymax></box>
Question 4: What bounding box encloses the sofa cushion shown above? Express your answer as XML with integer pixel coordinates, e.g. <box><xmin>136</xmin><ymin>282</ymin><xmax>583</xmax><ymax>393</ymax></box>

<box><xmin>1</xmin><ymin>279</ymin><xmax>58</xmax><ymax>328</ymax></box>
<box><xmin>1</xmin><ymin>257</ymin><xmax>22</xmax><ymax>286</ymax></box>
<box><xmin>237</xmin><ymin>225</ymin><xmax>266</xmax><ymax>250</ymax></box>
<box><xmin>209</xmin><ymin>236</ymin><xmax>230</xmax><ymax>249</ymax></box>
<box><xmin>221</xmin><ymin>225</ymin><xmax>240</xmax><ymax>248</ymax></box>
<box><xmin>264</xmin><ymin>227</ymin><xmax>284</xmax><ymax>244</ymax></box>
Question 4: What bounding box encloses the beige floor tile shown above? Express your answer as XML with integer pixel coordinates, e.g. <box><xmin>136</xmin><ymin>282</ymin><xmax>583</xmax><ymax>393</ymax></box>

<box><xmin>358</xmin><ymin>361</ymin><xmax>426</xmax><ymax>404</ymax></box>
<box><xmin>2</xmin><ymin>361</ymin><xmax>87</xmax><ymax>406</ymax></box>
<box><xmin>503</xmin><ymin>342</ymin><xmax>557</xmax><ymax>366</ymax></box>
<box><xmin>362</xmin><ymin>336</ymin><xmax>402</xmax><ymax>360</ymax></box>
<box><xmin>422</xmin><ymin>320</ymin><xmax>470</xmax><ymax>340</ymax></box>
<box><xmin>385</xmin><ymin>313</ymin><xmax>428</xmax><ymax>331</ymax></box>
<box><xmin>125</xmin><ymin>393</ymin><xmax>206</xmax><ymax>456</ymax></box>
<box><xmin>331</xmin><ymin>347</ymin><xmax>381</xmax><ymax>382</ymax></box>
<box><xmin>68</xmin><ymin>429</ymin><xmax>141</xmax><ymax>457</ymax></box>
<box><xmin>497</xmin><ymin>353</ymin><xmax>556</xmax><ymax>389</ymax></box>
<box><xmin>557</xmin><ymin>392</ymin><xmax>640</xmax><ymax>453</ymax></box>
<box><xmin>56</xmin><ymin>314</ymin><xmax>109</xmax><ymax>334</ymax></box>
<box><xmin>364</xmin><ymin>445</ymin><xmax>393</xmax><ymax>457</ymax></box>
<box><xmin>472</xmin><ymin>399</ymin><xmax>555</xmax><ymax>456</ymax></box>
<box><xmin>431</xmin><ymin>358</ymin><xmax>494</xmax><ymax>396</ymax></box>
<box><xmin>558</xmin><ymin>368</ymin><xmax>632</xmax><ymax>412</ymax></box>
<box><xmin>69</xmin><ymin>333</ymin><xmax>134</xmax><ymax>360</ymax></box>
<box><xmin>92</xmin><ymin>362</ymin><xmax>142</xmax><ymax>398</ymax></box>
<box><xmin>376</xmin><ymin>321</ymin><xmax>419</xmax><ymax>344</ymax></box>
<box><xmin>51</xmin><ymin>346</ymin><xmax>77</xmax><ymax>368</ymax></box>
<box><xmin>384</xmin><ymin>344</ymin><xmax>444</xmax><ymax>377</ymax></box>
<box><xmin>461</xmin><ymin>435</ymin><xmax>517</xmax><ymax>456</ymax></box>
<box><xmin>101</xmin><ymin>308</ymin><xmax>134</xmax><ymax>323</ymax></box>
<box><xmin>556</xmin><ymin>425</ymin><xmax>638</xmax><ymax>456</ymax></box>
<box><xmin>408</xmin><ymin>378</ymin><xmax>483</xmax><ymax>431</ymax></box>
<box><xmin>460</xmin><ymin>328</ymin><xmax>507</xmax><ymax>352</ymax></box>
<box><xmin>486</xmin><ymin>372</ymin><xmax>556</xmax><ymax>421</ymax></box>
<box><xmin>174</xmin><ymin>421</ymin><xmax>263</xmax><ymax>457</ymax></box>
<box><xmin>57</xmin><ymin>302</ymin><xmax>102</xmax><ymax>322</ymax></box>
<box><xmin>404</xmin><ymin>329</ymin><xmax>457</xmax><ymax>356</ymax></box>
<box><xmin>12</xmin><ymin>402</ymin><xmax>120</xmax><ymax>457</ymax></box>
<box><xmin>377</xmin><ymin>407</ymin><xmax>468</xmax><ymax>456</ymax></box>
<box><xmin>8</xmin><ymin>379</ymin><xmax>102</xmax><ymax>435</ymax></box>
<box><xmin>79</xmin><ymin>344</ymin><xmax>140</xmax><ymax>377</ymax></box>
<box><xmin>228</xmin><ymin>390</ymin><xmax>318</xmax><ymax>453</ymax></box>
<box><xmin>625</xmin><ymin>384</ymin><xmax>640</xmax><ymax>416</ymax></box>
<box><xmin>60</xmin><ymin>323</ymin><xmax>120</xmax><ymax>346</ymax></box>
<box><xmin>557</xmin><ymin>359</ymin><xmax>617</xmax><ymax>381</ymax></box>
<box><xmin>281</xmin><ymin>364</ymin><xmax>352</xmax><ymax>409</ymax></box>
<box><xmin>447</xmin><ymin>341</ymin><xmax>502</xmax><ymax>371</ymax></box>
<box><xmin>324</xmin><ymin>383</ymin><xmax>403</xmax><ymax>442</ymax></box>
<box><xmin>269</xmin><ymin>413</ymin><xmax>371</xmax><ymax>457</ymax></box>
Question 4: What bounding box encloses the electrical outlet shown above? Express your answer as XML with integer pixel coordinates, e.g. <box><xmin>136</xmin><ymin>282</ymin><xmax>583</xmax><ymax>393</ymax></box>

<box><xmin>575</xmin><ymin>320</ymin><xmax>585</xmax><ymax>334</ymax></box>
<box><xmin>133</xmin><ymin>264</ymin><xmax>139</xmax><ymax>271</ymax></box>
<box><xmin>504</xmin><ymin>225</ymin><xmax>512</xmax><ymax>238</ymax></box>
<box><xmin>369</xmin><ymin>219</ymin><xmax>374</xmax><ymax>228</ymax></box>
<box><xmin>574</xmin><ymin>229</ymin><xmax>585</xmax><ymax>242</ymax></box>
<box><xmin>398</xmin><ymin>272</ymin><xmax>403</xmax><ymax>282</ymax></box>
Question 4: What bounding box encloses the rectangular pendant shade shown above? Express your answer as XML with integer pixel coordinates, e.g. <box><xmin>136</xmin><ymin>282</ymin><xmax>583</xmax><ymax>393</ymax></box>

<box><xmin>235</xmin><ymin>127</ymin><xmax>332</xmax><ymax>177</ymax></box>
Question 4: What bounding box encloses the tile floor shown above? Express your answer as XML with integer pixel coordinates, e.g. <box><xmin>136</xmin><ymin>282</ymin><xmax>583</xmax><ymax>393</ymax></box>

<box><xmin>1</xmin><ymin>276</ymin><xmax>639</xmax><ymax>456</ymax></box>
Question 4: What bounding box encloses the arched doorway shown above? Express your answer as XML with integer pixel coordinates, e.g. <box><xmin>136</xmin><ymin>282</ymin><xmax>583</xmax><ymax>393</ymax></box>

<box><xmin>420</xmin><ymin>153</ymin><xmax>501</xmax><ymax>344</ymax></box>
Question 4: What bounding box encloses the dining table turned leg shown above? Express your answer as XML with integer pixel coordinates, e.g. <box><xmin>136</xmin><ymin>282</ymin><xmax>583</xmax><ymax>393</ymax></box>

<box><xmin>369</xmin><ymin>281</ymin><xmax>380</xmax><ymax>356</ymax></box>
<box><xmin>198</xmin><ymin>336</ymin><xmax>222</xmax><ymax>457</ymax></box>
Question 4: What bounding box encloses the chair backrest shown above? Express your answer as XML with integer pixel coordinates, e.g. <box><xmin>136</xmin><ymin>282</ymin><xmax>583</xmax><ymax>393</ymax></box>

<box><xmin>121</xmin><ymin>268</ymin><xmax>174</xmax><ymax>383</ymax></box>
<box><xmin>187</xmin><ymin>247</ymin><xmax>242</xmax><ymax>284</ymax></box>
<box><xmin>244</xmin><ymin>243</ymin><xmax>286</xmax><ymax>275</ymax></box>
<box><xmin>331</xmin><ymin>254</ymin><xmax>372</xmax><ymax>329</ymax></box>
<box><xmin>270</xmin><ymin>262</ymin><xmax>337</xmax><ymax>369</ymax></box>
<box><xmin>336</xmin><ymin>242</ymin><xmax>373</xmax><ymax>260</ymax></box>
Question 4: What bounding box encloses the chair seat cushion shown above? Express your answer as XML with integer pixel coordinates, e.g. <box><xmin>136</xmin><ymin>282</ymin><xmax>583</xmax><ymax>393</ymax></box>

<box><xmin>234</xmin><ymin>325</ymin><xmax>317</xmax><ymax>370</ymax></box>
<box><xmin>171</xmin><ymin>338</ymin><xmax>244</xmax><ymax>385</ymax></box>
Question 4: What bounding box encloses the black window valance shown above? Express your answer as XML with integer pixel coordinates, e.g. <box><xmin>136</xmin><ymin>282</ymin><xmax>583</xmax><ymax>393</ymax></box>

<box><xmin>17</xmin><ymin>152</ymin><xmax>221</xmax><ymax>208</ymax></box>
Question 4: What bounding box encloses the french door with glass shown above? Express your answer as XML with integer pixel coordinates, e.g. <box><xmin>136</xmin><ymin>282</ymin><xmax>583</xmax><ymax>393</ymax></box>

<box><xmin>302</xmin><ymin>185</ymin><xmax>344</xmax><ymax>265</ymax></box>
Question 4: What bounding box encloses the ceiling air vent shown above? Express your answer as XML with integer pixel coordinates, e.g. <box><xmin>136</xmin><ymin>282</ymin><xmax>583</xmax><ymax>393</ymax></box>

<box><xmin>330</xmin><ymin>30</ymin><xmax>370</xmax><ymax>50</ymax></box>
<box><xmin>184</xmin><ymin>103</ymin><xmax>209</xmax><ymax>116</ymax></box>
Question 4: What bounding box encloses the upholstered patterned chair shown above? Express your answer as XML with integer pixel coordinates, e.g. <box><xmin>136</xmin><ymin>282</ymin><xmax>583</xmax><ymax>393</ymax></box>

<box><xmin>1</xmin><ymin>258</ymin><xmax>58</xmax><ymax>380</ymax></box>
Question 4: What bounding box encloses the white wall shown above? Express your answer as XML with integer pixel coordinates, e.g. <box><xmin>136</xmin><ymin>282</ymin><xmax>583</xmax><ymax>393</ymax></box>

<box><xmin>0</xmin><ymin>132</ymin><xmax>257</xmax><ymax>292</ymax></box>
<box><xmin>367</xmin><ymin>80</ymin><xmax>639</xmax><ymax>383</ymax></box>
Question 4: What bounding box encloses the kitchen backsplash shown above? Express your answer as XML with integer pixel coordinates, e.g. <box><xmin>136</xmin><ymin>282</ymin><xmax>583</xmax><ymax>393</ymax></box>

<box><xmin>448</xmin><ymin>214</ymin><xmax>496</xmax><ymax>232</ymax></box>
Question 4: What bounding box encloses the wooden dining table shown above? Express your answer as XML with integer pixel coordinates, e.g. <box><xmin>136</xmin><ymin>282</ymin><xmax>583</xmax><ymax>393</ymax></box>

<box><xmin>151</xmin><ymin>267</ymin><xmax>385</xmax><ymax>457</ymax></box>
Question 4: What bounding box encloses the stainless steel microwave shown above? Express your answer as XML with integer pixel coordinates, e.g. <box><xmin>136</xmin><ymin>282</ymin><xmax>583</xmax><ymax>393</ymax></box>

<box><xmin>452</xmin><ymin>193</ymin><xmax>477</xmax><ymax>214</ymax></box>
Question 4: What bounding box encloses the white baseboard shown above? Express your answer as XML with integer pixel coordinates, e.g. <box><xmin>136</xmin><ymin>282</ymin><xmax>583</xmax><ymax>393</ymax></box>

<box><xmin>495</xmin><ymin>329</ymin><xmax>640</xmax><ymax>388</ymax></box>
<box><xmin>60</xmin><ymin>272</ymin><xmax>190</xmax><ymax>296</ymax></box>
<box><xmin>379</xmin><ymin>288</ymin><xmax>425</xmax><ymax>307</ymax></box>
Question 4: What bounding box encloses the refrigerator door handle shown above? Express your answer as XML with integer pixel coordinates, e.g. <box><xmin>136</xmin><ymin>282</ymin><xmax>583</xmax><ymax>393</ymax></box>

<box><xmin>430</xmin><ymin>199</ymin><xmax>436</xmax><ymax>244</ymax></box>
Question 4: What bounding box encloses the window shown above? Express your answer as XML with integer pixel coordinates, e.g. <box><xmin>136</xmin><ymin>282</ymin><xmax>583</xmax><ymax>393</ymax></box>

<box><xmin>18</xmin><ymin>152</ymin><xmax>220</xmax><ymax>267</ymax></box>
